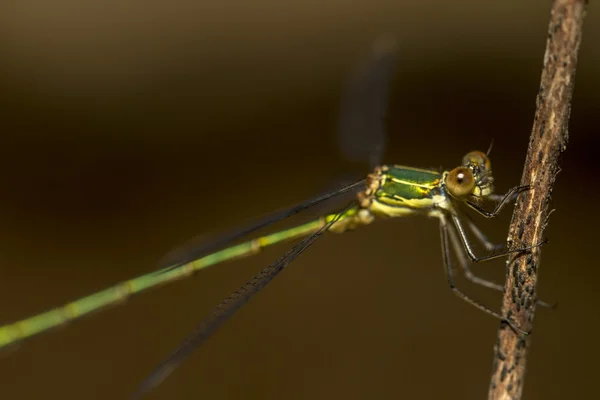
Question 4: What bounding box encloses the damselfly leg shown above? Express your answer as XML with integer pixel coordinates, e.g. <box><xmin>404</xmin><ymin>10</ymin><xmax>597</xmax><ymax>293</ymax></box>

<box><xmin>466</xmin><ymin>185</ymin><xmax>531</xmax><ymax>218</ymax></box>
<box><xmin>439</xmin><ymin>214</ymin><xmax>533</xmax><ymax>335</ymax></box>
<box><xmin>447</xmin><ymin>216</ymin><xmax>554</xmax><ymax>309</ymax></box>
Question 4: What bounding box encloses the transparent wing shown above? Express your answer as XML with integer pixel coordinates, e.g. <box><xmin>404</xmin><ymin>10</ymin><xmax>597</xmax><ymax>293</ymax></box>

<box><xmin>338</xmin><ymin>35</ymin><xmax>398</xmax><ymax>169</ymax></box>
<box><xmin>134</xmin><ymin>202</ymin><xmax>356</xmax><ymax>398</ymax></box>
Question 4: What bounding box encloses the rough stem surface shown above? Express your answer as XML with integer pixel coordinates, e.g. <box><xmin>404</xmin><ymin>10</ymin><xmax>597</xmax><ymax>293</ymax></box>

<box><xmin>488</xmin><ymin>1</ymin><xmax>588</xmax><ymax>399</ymax></box>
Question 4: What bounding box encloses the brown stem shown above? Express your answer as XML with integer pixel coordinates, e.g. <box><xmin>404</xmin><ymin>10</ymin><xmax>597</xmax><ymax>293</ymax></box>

<box><xmin>488</xmin><ymin>1</ymin><xmax>588</xmax><ymax>399</ymax></box>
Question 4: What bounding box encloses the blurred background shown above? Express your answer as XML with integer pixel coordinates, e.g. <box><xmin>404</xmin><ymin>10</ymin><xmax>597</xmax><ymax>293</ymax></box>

<box><xmin>0</xmin><ymin>1</ymin><xmax>597</xmax><ymax>399</ymax></box>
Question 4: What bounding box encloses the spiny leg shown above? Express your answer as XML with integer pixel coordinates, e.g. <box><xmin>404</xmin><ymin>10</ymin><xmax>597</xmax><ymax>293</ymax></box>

<box><xmin>462</xmin><ymin>212</ymin><xmax>503</xmax><ymax>252</ymax></box>
<box><xmin>450</xmin><ymin>214</ymin><xmax>544</xmax><ymax>263</ymax></box>
<box><xmin>447</xmin><ymin>223</ymin><xmax>554</xmax><ymax>309</ymax></box>
<box><xmin>438</xmin><ymin>215</ymin><xmax>527</xmax><ymax>335</ymax></box>
<box><xmin>466</xmin><ymin>185</ymin><xmax>530</xmax><ymax>218</ymax></box>
<box><xmin>447</xmin><ymin>224</ymin><xmax>504</xmax><ymax>291</ymax></box>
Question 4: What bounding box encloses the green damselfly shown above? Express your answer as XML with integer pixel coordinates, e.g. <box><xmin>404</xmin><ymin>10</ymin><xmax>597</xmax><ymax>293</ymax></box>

<box><xmin>0</xmin><ymin>37</ymin><xmax>548</xmax><ymax>397</ymax></box>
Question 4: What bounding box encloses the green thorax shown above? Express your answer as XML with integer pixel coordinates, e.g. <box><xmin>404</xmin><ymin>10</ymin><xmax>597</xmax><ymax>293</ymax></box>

<box><xmin>370</xmin><ymin>165</ymin><xmax>445</xmax><ymax>214</ymax></box>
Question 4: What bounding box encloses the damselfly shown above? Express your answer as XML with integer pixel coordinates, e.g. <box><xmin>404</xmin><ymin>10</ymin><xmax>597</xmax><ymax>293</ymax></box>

<box><xmin>0</xmin><ymin>37</ymin><xmax>547</xmax><ymax>397</ymax></box>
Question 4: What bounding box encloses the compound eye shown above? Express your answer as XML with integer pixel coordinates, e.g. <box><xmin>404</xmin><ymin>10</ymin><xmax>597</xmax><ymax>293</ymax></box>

<box><xmin>462</xmin><ymin>151</ymin><xmax>492</xmax><ymax>172</ymax></box>
<box><xmin>446</xmin><ymin>167</ymin><xmax>476</xmax><ymax>198</ymax></box>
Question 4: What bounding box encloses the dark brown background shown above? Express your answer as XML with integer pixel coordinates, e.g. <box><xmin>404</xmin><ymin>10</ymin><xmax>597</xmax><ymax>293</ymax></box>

<box><xmin>0</xmin><ymin>1</ymin><xmax>598</xmax><ymax>399</ymax></box>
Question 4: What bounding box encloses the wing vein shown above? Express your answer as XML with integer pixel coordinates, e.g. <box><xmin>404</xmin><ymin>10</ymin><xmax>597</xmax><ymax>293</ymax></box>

<box><xmin>134</xmin><ymin>201</ymin><xmax>356</xmax><ymax>398</ymax></box>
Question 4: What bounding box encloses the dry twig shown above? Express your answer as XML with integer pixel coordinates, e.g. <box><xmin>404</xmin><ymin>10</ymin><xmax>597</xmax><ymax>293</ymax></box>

<box><xmin>488</xmin><ymin>1</ymin><xmax>588</xmax><ymax>399</ymax></box>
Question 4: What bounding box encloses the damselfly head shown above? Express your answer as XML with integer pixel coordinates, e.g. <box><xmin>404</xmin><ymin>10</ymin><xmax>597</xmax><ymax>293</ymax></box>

<box><xmin>445</xmin><ymin>151</ymin><xmax>494</xmax><ymax>200</ymax></box>
<box><xmin>461</xmin><ymin>150</ymin><xmax>494</xmax><ymax>198</ymax></box>
<box><xmin>462</xmin><ymin>151</ymin><xmax>492</xmax><ymax>175</ymax></box>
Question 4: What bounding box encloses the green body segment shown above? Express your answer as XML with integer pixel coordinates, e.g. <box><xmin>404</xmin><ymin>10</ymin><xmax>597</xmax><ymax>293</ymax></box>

<box><xmin>0</xmin><ymin>165</ymin><xmax>442</xmax><ymax>350</ymax></box>
<box><xmin>0</xmin><ymin>210</ymin><xmax>357</xmax><ymax>349</ymax></box>
<box><xmin>0</xmin><ymin>168</ymin><xmax>444</xmax><ymax>350</ymax></box>
<box><xmin>374</xmin><ymin>166</ymin><xmax>443</xmax><ymax>211</ymax></box>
